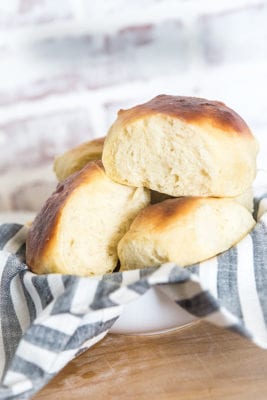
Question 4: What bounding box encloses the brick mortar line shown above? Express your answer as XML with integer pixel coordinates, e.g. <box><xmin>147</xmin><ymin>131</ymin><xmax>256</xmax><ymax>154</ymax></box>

<box><xmin>0</xmin><ymin>78</ymin><xmax>179</xmax><ymax>124</ymax></box>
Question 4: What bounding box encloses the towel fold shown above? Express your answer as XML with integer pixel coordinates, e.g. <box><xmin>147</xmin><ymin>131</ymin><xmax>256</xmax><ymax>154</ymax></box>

<box><xmin>0</xmin><ymin>187</ymin><xmax>267</xmax><ymax>400</ymax></box>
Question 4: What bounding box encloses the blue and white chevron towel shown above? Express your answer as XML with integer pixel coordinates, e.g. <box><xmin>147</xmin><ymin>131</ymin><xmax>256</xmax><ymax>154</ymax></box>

<box><xmin>0</xmin><ymin>189</ymin><xmax>267</xmax><ymax>399</ymax></box>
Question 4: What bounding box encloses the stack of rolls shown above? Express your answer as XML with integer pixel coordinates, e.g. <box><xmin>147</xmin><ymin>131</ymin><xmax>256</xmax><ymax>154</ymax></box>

<box><xmin>26</xmin><ymin>95</ymin><xmax>258</xmax><ymax>276</ymax></box>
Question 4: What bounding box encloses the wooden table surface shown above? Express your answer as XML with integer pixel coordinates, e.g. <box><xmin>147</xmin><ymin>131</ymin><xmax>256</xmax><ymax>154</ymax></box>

<box><xmin>34</xmin><ymin>321</ymin><xmax>267</xmax><ymax>400</ymax></box>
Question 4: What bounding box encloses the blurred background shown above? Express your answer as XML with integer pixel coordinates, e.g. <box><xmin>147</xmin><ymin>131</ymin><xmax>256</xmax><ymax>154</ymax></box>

<box><xmin>0</xmin><ymin>0</ymin><xmax>267</xmax><ymax>214</ymax></box>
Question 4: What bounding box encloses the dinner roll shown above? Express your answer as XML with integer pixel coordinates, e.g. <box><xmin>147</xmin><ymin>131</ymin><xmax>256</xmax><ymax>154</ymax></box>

<box><xmin>150</xmin><ymin>187</ymin><xmax>254</xmax><ymax>212</ymax></box>
<box><xmin>234</xmin><ymin>187</ymin><xmax>254</xmax><ymax>212</ymax></box>
<box><xmin>26</xmin><ymin>161</ymin><xmax>150</xmax><ymax>276</ymax></box>
<box><xmin>54</xmin><ymin>137</ymin><xmax>105</xmax><ymax>181</ymax></box>
<box><xmin>102</xmin><ymin>95</ymin><xmax>258</xmax><ymax>197</ymax></box>
<box><xmin>118</xmin><ymin>197</ymin><xmax>255</xmax><ymax>270</ymax></box>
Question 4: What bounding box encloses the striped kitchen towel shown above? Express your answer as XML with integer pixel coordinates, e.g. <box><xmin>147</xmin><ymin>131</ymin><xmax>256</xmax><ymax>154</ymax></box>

<box><xmin>0</xmin><ymin>188</ymin><xmax>267</xmax><ymax>399</ymax></box>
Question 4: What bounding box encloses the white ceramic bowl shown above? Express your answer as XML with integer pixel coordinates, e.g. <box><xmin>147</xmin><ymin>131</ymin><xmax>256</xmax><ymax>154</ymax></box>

<box><xmin>0</xmin><ymin>212</ymin><xmax>195</xmax><ymax>335</ymax></box>
<box><xmin>110</xmin><ymin>286</ymin><xmax>196</xmax><ymax>335</ymax></box>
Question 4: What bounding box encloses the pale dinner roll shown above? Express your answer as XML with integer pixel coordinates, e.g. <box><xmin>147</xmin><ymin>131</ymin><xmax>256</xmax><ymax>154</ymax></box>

<box><xmin>53</xmin><ymin>137</ymin><xmax>105</xmax><ymax>181</ymax></box>
<box><xmin>118</xmin><ymin>197</ymin><xmax>255</xmax><ymax>270</ymax></box>
<box><xmin>234</xmin><ymin>187</ymin><xmax>254</xmax><ymax>212</ymax></box>
<box><xmin>26</xmin><ymin>161</ymin><xmax>150</xmax><ymax>276</ymax></box>
<box><xmin>102</xmin><ymin>95</ymin><xmax>258</xmax><ymax>197</ymax></box>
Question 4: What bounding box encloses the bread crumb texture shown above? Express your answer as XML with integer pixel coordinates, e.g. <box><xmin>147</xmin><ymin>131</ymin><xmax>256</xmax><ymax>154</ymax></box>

<box><xmin>102</xmin><ymin>95</ymin><xmax>258</xmax><ymax>197</ymax></box>
<box><xmin>26</xmin><ymin>161</ymin><xmax>150</xmax><ymax>276</ymax></box>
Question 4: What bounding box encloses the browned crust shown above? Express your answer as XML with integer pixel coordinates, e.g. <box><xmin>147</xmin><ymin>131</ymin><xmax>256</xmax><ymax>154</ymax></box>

<box><xmin>77</xmin><ymin>137</ymin><xmax>105</xmax><ymax>156</ymax></box>
<box><xmin>71</xmin><ymin>137</ymin><xmax>105</xmax><ymax>155</ymax></box>
<box><xmin>91</xmin><ymin>137</ymin><xmax>105</xmax><ymax>145</ymax></box>
<box><xmin>26</xmin><ymin>160</ymin><xmax>104</xmax><ymax>272</ymax></box>
<box><xmin>57</xmin><ymin>137</ymin><xmax>105</xmax><ymax>162</ymax></box>
<box><xmin>130</xmin><ymin>197</ymin><xmax>234</xmax><ymax>232</ymax></box>
<box><xmin>56</xmin><ymin>137</ymin><xmax>105</xmax><ymax>164</ymax></box>
<box><xmin>130</xmin><ymin>197</ymin><xmax>200</xmax><ymax>232</ymax></box>
<box><xmin>117</xmin><ymin>95</ymin><xmax>253</xmax><ymax>136</ymax></box>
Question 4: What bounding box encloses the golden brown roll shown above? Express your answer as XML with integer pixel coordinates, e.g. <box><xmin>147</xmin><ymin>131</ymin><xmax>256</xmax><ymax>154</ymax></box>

<box><xmin>150</xmin><ymin>187</ymin><xmax>254</xmax><ymax>212</ymax></box>
<box><xmin>53</xmin><ymin>137</ymin><xmax>105</xmax><ymax>181</ymax></box>
<box><xmin>102</xmin><ymin>95</ymin><xmax>258</xmax><ymax>197</ymax></box>
<box><xmin>26</xmin><ymin>161</ymin><xmax>150</xmax><ymax>276</ymax></box>
<box><xmin>118</xmin><ymin>197</ymin><xmax>255</xmax><ymax>270</ymax></box>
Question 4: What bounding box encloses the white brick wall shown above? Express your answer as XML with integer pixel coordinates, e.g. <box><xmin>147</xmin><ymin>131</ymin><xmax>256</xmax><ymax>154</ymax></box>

<box><xmin>0</xmin><ymin>108</ymin><xmax>93</xmax><ymax>172</ymax></box>
<box><xmin>1</xmin><ymin>0</ymin><xmax>267</xmax><ymax>211</ymax></box>
<box><xmin>0</xmin><ymin>20</ymin><xmax>187</xmax><ymax>107</ymax></box>
<box><xmin>197</xmin><ymin>3</ymin><xmax>267</xmax><ymax>64</ymax></box>
<box><xmin>0</xmin><ymin>0</ymin><xmax>73</xmax><ymax>29</ymax></box>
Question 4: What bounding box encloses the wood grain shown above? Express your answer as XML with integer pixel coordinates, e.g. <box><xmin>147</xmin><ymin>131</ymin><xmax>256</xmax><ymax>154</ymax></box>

<box><xmin>34</xmin><ymin>322</ymin><xmax>267</xmax><ymax>400</ymax></box>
